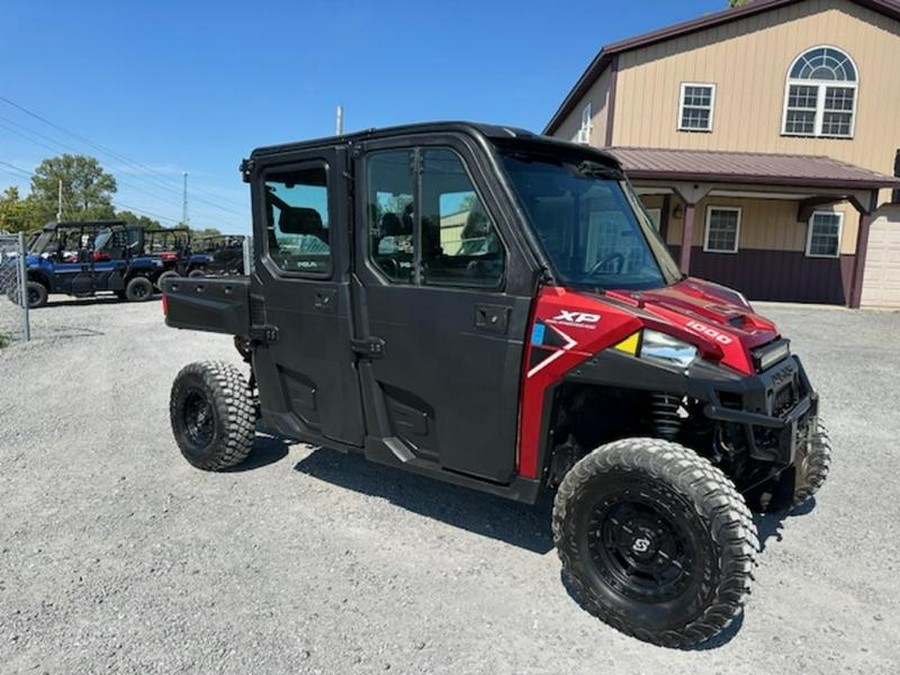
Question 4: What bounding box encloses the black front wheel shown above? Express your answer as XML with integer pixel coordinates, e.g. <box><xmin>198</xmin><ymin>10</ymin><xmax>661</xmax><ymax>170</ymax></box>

<box><xmin>792</xmin><ymin>421</ymin><xmax>831</xmax><ymax>507</ymax></box>
<box><xmin>9</xmin><ymin>281</ymin><xmax>48</xmax><ymax>309</ymax></box>
<box><xmin>156</xmin><ymin>270</ymin><xmax>180</xmax><ymax>291</ymax></box>
<box><xmin>170</xmin><ymin>361</ymin><xmax>257</xmax><ymax>470</ymax></box>
<box><xmin>553</xmin><ymin>438</ymin><xmax>758</xmax><ymax>648</ymax></box>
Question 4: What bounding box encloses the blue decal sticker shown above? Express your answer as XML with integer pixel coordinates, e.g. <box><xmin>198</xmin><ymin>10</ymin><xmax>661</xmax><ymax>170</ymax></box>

<box><xmin>531</xmin><ymin>323</ymin><xmax>546</xmax><ymax>346</ymax></box>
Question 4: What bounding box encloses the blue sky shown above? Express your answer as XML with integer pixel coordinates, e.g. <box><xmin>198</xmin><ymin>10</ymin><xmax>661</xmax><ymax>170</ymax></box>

<box><xmin>1</xmin><ymin>0</ymin><xmax>726</xmax><ymax>234</ymax></box>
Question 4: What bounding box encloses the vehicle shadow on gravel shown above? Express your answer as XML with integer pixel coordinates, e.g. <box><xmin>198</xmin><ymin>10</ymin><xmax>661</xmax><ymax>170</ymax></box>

<box><xmin>225</xmin><ymin>434</ymin><xmax>292</xmax><ymax>472</ymax></box>
<box><xmin>293</xmin><ymin>448</ymin><xmax>555</xmax><ymax>554</ymax></box>
<box><xmin>753</xmin><ymin>498</ymin><xmax>817</xmax><ymax>552</ymax></box>
<box><xmin>42</xmin><ymin>296</ymin><xmax>140</xmax><ymax>308</ymax></box>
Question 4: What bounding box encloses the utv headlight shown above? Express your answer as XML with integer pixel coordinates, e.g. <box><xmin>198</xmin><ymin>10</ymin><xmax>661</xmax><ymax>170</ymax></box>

<box><xmin>640</xmin><ymin>329</ymin><xmax>699</xmax><ymax>369</ymax></box>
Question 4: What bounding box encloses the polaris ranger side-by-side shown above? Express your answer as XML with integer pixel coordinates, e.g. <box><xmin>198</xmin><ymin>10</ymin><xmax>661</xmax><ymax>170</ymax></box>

<box><xmin>162</xmin><ymin>123</ymin><xmax>830</xmax><ymax>647</ymax></box>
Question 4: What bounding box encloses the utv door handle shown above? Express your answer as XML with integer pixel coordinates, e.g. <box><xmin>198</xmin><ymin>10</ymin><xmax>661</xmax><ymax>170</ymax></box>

<box><xmin>475</xmin><ymin>304</ymin><xmax>510</xmax><ymax>335</ymax></box>
<box><xmin>351</xmin><ymin>337</ymin><xmax>386</xmax><ymax>359</ymax></box>
<box><xmin>314</xmin><ymin>288</ymin><xmax>337</xmax><ymax>309</ymax></box>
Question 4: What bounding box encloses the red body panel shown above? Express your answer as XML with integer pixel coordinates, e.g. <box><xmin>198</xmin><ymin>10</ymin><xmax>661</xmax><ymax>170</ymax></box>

<box><xmin>516</xmin><ymin>278</ymin><xmax>780</xmax><ymax>480</ymax></box>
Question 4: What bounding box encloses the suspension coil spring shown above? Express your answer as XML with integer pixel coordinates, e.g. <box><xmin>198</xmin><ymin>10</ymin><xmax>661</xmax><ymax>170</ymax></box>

<box><xmin>651</xmin><ymin>393</ymin><xmax>682</xmax><ymax>440</ymax></box>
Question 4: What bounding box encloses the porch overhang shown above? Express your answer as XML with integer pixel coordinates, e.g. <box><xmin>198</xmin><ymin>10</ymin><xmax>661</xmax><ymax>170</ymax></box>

<box><xmin>606</xmin><ymin>148</ymin><xmax>900</xmax><ymax>308</ymax></box>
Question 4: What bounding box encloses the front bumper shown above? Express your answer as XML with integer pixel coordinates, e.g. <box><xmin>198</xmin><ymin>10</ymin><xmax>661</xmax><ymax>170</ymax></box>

<box><xmin>567</xmin><ymin>351</ymin><xmax>817</xmax><ymax>468</ymax></box>
<box><xmin>701</xmin><ymin>355</ymin><xmax>818</xmax><ymax>466</ymax></box>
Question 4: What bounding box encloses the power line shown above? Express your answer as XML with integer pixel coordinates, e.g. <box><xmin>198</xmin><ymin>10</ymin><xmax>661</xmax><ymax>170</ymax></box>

<box><xmin>0</xmin><ymin>160</ymin><xmax>32</xmax><ymax>178</ymax></box>
<box><xmin>0</xmin><ymin>94</ymin><xmax>247</xmax><ymax>219</ymax></box>
<box><xmin>0</xmin><ymin>117</ymin><xmax>243</xmax><ymax>222</ymax></box>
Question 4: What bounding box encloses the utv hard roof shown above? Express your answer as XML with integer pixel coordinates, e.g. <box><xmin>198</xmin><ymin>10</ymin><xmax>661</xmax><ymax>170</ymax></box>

<box><xmin>249</xmin><ymin>120</ymin><xmax>622</xmax><ymax>169</ymax></box>
<box><xmin>42</xmin><ymin>219</ymin><xmax>127</xmax><ymax>232</ymax></box>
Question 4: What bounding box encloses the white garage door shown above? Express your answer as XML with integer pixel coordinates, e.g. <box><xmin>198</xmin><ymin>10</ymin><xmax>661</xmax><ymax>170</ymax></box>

<box><xmin>861</xmin><ymin>207</ymin><xmax>900</xmax><ymax>309</ymax></box>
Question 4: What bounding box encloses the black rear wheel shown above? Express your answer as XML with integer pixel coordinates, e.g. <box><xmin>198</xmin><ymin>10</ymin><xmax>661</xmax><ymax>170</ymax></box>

<box><xmin>125</xmin><ymin>276</ymin><xmax>154</xmax><ymax>302</ymax></box>
<box><xmin>170</xmin><ymin>361</ymin><xmax>257</xmax><ymax>470</ymax></box>
<box><xmin>553</xmin><ymin>438</ymin><xmax>758</xmax><ymax>648</ymax></box>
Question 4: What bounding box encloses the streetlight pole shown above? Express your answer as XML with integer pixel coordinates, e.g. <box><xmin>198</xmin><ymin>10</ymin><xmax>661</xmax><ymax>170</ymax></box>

<box><xmin>182</xmin><ymin>171</ymin><xmax>189</xmax><ymax>226</ymax></box>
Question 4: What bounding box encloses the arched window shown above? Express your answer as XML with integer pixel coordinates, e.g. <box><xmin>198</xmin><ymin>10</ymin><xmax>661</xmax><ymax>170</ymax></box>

<box><xmin>782</xmin><ymin>46</ymin><xmax>858</xmax><ymax>138</ymax></box>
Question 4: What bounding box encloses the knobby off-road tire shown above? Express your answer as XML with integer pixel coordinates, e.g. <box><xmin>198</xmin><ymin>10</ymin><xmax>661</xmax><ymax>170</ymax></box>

<box><xmin>125</xmin><ymin>276</ymin><xmax>154</xmax><ymax>302</ymax></box>
<box><xmin>9</xmin><ymin>281</ymin><xmax>48</xmax><ymax>309</ymax></box>
<box><xmin>25</xmin><ymin>281</ymin><xmax>48</xmax><ymax>308</ymax></box>
<box><xmin>170</xmin><ymin>361</ymin><xmax>257</xmax><ymax>471</ymax></box>
<box><xmin>156</xmin><ymin>270</ymin><xmax>180</xmax><ymax>290</ymax></box>
<box><xmin>792</xmin><ymin>421</ymin><xmax>831</xmax><ymax>508</ymax></box>
<box><xmin>553</xmin><ymin>438</ymin><xmax>758</xmax><ymax>648</ymax></box>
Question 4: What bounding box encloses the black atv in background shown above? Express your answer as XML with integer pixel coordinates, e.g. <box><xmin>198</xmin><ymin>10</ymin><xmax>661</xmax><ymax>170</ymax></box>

<box><xmin>184</xmin><ymin>234</ymin><xmax>246</xmax><ymax>277</ymax></box>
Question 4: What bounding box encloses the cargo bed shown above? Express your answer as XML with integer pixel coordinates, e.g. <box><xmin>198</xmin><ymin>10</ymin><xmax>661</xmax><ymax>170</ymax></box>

<box><xmin>161</xmin><ymin>276</ymin><xmax>250</xmax><ymax>336</ymax></box>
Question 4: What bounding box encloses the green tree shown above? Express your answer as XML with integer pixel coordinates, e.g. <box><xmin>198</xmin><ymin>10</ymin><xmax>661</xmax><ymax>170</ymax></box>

<box><xmin>0</xmin><ymin>186</ymin><xmax>34</xmax><ymax>233</ymax></box>
<box><xmin>193</xmin><ymin>226</ymin><xmax>223</xmax><ymax>237</ymax></box>
<box><xmin>29</xmin><ymin>154</ymin><xmax>117</xmax><ymax>223</ymax></box>
<box><xmin>729</xmin><ymin>0</ymin><xmax>752</xmax><ymax>6</ymax></box>
<box><xmin>114</xmin><ymin>209</ymin><xmax>163</xmax><ymax>230</ymax></box>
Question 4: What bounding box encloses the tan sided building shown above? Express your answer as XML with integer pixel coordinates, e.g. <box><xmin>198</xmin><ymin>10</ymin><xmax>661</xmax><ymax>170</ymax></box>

<box><xmin>544</xmin><ymin>0</ymin><xmax>900</xmax><ymax>307</ymax></box>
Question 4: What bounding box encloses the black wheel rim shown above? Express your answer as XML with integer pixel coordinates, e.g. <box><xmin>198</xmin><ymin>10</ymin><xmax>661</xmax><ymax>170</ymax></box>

<box><xmin>134</xmin><ymin>282</ymin><xmax>149</xmax><ymax>298</ymax></box>
<box><xmin>183</xmin><ymin>388</ymin><xmax>215</xmax><ymax>448</ymax></box>
<box><xmin>588</xmin><ymin>492</ymin><xmax>696</xmax><ymax>602</ymax></box>
<box><xmin>27</xmin><ymin>287</ymin><xmax>40</xmax><ymax>306</ymax></box>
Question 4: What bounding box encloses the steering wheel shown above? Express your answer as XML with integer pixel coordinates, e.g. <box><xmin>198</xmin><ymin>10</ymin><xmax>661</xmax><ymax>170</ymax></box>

<box><xmin>588</xmin><ymin>252</ymin><xmax>625</xmax><ymax>276</ymax></box>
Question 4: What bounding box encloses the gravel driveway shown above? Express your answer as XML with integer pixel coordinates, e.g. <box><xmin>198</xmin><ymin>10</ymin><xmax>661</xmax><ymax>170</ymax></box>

<box><xmin>0</xmin><ymin>297</ymin><xmax>898</xmax><ymax>674</ymax></box>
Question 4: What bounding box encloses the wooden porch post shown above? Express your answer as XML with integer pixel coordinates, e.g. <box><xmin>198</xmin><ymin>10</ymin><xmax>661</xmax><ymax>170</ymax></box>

<box><xmin>679</xmin><ymin>203</ymin><xmax>696</xmax><ymax>274</ymax></box>
<box><xmin>849</xmin><ymin>210</ymin><xmax>874</xmax><ymax>308</ymax></box>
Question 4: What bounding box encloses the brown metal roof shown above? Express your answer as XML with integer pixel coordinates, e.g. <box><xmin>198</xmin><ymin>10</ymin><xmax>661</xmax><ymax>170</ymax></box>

<box><xmin>543</xmin><ymin>0</ymin><xmax>900</xmax><ymax>135</ymax></box>
<box><xmin>606</xmin><ymin>147</ymin><xmax>900</xmax><ymax>190</ymax></box>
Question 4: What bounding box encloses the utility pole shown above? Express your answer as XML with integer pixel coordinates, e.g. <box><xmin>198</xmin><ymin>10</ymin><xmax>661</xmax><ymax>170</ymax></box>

<box><xmin>182</xmin><ymin>171</ymin><xmax>189</xmax><ymax>226</ymax></box>
<box><xmin>336</xmin><ymin>105</ymin><xmax>344</xmax><ymax>136</ymax></box>
<box><xmin>56</xmin><ymin>179</ymin><xmax>63</xmax><ymax>221</ymax></box>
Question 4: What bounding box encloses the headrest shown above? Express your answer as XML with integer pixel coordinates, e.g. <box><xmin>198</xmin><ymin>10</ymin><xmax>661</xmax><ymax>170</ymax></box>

<box><xmin>280</xmin><ymin>207</ymin><xmax>323</xmax><ymax>235</ymax></box>
<box><xmin>380</xmin><ymin>212</ymin><xmax>402</xmax><ymax>236</ymax></box>
<box><xmin>464</xmin><ymin>209</ymin><xmax>490</xmax><ymax>237</ymax></box>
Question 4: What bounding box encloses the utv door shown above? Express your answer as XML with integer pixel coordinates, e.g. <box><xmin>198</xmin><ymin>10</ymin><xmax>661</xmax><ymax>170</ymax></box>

<box><xmin>248</xmin><ymin>146</ymin><xmax>365</xmax><ymax>447</ymax></box>
<box><xmin>91</xmin><ymin>227</ymin><xmax>132</xmax><ymax>291</ymax></box>
<box><xmin>52</xmin><ymin>227</ymin><xmax>95</xmax><ymax>295</ymax></box>
<box><xmin>353</xmin><ymin>139</ymin><xmax>536</xmax><ymax>483</ymax></box>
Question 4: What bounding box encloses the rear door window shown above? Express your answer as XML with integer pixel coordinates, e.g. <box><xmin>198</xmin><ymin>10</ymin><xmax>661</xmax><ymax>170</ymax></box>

<box><xmin>264</xmin><ymin>164</ymin><xmax>332</xmax><ymax>276</ymax></box>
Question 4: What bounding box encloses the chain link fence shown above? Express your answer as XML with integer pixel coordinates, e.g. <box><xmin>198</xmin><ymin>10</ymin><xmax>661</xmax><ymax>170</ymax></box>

<box><xmin>0</xmin><ymin>232</ymin><xmax>31</xmax><ymax>344</ymax></box>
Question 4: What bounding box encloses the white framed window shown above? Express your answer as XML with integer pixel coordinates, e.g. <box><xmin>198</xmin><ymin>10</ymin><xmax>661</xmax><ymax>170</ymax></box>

<box><xmin>679</xmin><ymin>83</ymin><xmax>716</xmax><ymax>131</ymax></box>
<box><xmin>576</xmin><ymin>102</ymin><xmax>592</xmax><ymax>144</ymax></box>
<box><xmin>806</xmin><ymin>211</ymin><xmax>843</xmax><ymax>258</ymax></box>
<box><xmin>704</xmin><ymin>207</ymin><xmax>741</xmax><ymax>253</ymax></box>
<box><xmin>782</xmin><ymin>46</ymin><xmax>858</xmax><ymax>138</ymax></box>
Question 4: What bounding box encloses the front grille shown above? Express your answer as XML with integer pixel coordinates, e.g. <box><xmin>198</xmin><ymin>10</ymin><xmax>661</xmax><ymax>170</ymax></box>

<box><xmin>772</xmin><ymin>382</ymin><xmax>798</xmax><ymax>417</ymax></box>
<box><xmin>766</xmin><ymin>359</ymin><xmax>801</xmax><ymax>417</ymax></box>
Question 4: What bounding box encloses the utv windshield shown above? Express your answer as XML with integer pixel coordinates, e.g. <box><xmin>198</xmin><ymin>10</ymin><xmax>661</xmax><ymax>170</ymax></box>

<box><xmin>498</xmin><ymin>147</ymin><xmax>682</xmax><ymax>291</ymax></box>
